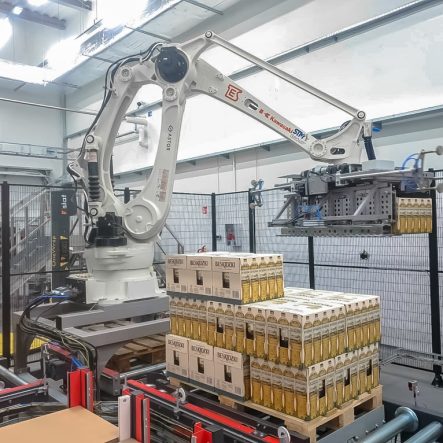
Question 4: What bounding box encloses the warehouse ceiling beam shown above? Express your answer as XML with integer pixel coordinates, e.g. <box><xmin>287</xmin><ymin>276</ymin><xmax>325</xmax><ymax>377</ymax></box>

<box><xmin>182</xmin><ymin>0</ymin><xmax>223</xmax><ymax>15</ymax></box>
<box><xmin>230</xmin><ymin>0</ymin><xmax>443</xmax><ymax>81</ymax></box>
<box><xmin>0</xmin><ymin>1</ymin><xmax>66</xmax><ymax>29</ymax></box>
<box><xmin>48</xmin><ymin>0</ymin><xmax>92</xmax><ymax>11</ymax></box>
<box><xmin>124</xmin><ymin>25</ymin><xmax>171</xmax><ymax>42</ymax></box>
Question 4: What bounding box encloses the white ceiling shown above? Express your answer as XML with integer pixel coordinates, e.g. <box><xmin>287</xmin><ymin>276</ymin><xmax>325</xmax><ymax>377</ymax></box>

<box><xmin>0</xmin><ymin>0</ymin><xmax>245</xmax><ymax>92</ymax></box>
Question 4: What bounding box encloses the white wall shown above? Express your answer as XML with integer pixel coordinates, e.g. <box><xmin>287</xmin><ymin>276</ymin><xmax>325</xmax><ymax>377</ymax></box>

<box><xmin>0</xmin><ymin>86</ymin><xmax>65</xmax><ymax>181</ymax></box>
<box><xmin>115</xmin><ymin>112</ymin><xmax>443</xmax><ymax>192</ymax></box>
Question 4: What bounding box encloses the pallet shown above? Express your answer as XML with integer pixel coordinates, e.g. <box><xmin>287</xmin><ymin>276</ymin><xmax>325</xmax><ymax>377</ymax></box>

<box><xmin>107</xmin><ymin>334</ymin><xmax>166</xmax><ymax>372</ymax></box>
<box><xmin>169</xmin><ymin>376</ymin><xmax>382</xmax><ymax>443</ymax></box>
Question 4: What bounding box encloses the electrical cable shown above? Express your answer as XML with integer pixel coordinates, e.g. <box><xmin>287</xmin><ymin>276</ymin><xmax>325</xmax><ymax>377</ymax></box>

<box><xmin>18</xmin><ymin>293</ymin><xmax>96</xmax><ymax>371</ymax></box>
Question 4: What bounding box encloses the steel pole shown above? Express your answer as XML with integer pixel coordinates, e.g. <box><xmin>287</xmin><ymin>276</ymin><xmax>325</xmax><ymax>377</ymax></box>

<box><xmin>361</xmin><ymin>407</ymin><xmax>419</xmax><ymax>443</ymax></box>
<box><xmin>0</xmin><ymin>364</ymin><xmax>28</xmax><ymax>386</ymax></box>
<box><xmin>404</xmin><ymin>422</ymin><xmax>443</xmax><ymax>443</ymax></box>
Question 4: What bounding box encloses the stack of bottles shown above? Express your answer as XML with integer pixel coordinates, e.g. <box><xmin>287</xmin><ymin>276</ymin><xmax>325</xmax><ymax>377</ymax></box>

<box><xmin>394</xmin><ymin>197</ymin><xmax>432</xmax><ymax>234</ymax></box>
<box><xmin>166</xmin><ymin>252</ymin><xmax>381</xmax><ymax>421</ymax></box>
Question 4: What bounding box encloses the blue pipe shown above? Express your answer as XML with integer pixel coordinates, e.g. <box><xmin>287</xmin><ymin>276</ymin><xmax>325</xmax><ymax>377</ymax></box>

<box><xmin>404</xmin><ymin>422</ymin><xmax>443</xmax><ymax>443</ymax></box>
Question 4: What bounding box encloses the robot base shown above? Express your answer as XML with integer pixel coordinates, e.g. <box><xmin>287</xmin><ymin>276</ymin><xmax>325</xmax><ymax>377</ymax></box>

<box><xmin>85</xmin><ymin>270</ymin><xmax>162</xmax><ymax>305</ymax></box>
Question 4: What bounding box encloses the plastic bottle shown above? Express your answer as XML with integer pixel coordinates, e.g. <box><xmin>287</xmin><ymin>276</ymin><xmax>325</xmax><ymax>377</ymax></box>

<box><xmin>191</xmin><ymin>299</ymin><xmax>200</xmax><ymax>340</ymax></box>
<box><xmin>245</xmin><ymin>307</ymin><xmax>255</xmax><ymax>355</ymax></box>
<box><xmin>250</xmin><ymin>258</ymin><xmax>260</xmax><ymax>302</ymax></box>
<box><xmin>224</xmin><ymin>304</ymin><xmax>234</xmax><ymax>350</ymax></box>
<box><xmin>207</xmin><ymin>301</ymin><xmax>216</xmax><ymax>346</ymax></box>
<box><xmin>278</xmin><ymin>312</ymin><xmax>290</xmax><ymax>365</ymax></box>
<box><xmin>259</xmin><ymin>256</ymin><xmax>269</xmax><ymax>301</ymax></box>
<box><xmin>272</xmin><ymin>365</ymin><xmax>284</xmax><ymax>412</ymax></box>
<box><xmin>267</xmin><ymin>310</ymin><xmax>279</xmax><ymax>363</ymax></box>
<box><xmin>255</xmin><ymin>308</ymin><xmax>266</xmax><ymax>358</ymax></box>
<box><xmin>216</xmin><ymin>302</ymin><xmax>225</xmax><ymax>348</ymax></box>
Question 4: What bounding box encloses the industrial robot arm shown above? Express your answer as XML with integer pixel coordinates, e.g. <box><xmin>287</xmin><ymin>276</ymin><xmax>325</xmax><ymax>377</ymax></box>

<box><xmin>67</xmin><ymin>31</ymin><xmax>373</xmax><ymax>303</ymax></box>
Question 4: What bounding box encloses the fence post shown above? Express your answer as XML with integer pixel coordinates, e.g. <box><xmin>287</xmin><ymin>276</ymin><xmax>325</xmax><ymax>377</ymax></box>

<box><xmin>248</xmin><ymin>190</ymin><xmax>256</xmax><ymax>253</ymax></box>
<box><xmin>211</xmin><ymin>193</ymin><xmax>217</xmax><ymax>251</ymax></box>
<box><xmin>308</xmin><ymin>236</ymin><xmax>315</xmax><ymax>289</ymax></box>
<box><xmin>428</xmin><ymin>180</ymin><xmax>442</xmax><ymax>387</ymax></box>
<box><xmin>1</xmin><ymin>181</ymin><xmax>11</xmax><ymax>365</ymax></box>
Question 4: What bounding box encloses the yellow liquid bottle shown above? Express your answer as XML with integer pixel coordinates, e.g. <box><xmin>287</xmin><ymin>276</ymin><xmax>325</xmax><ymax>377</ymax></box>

<box><xmin>354</xmin><ymin>303</ymin><xmax>363</xmax><ymax>349</ymax></box>
<box><xmin>240</xmin><ymin>258</ymin><xmax>251</xmax><ymax>303</ymax></box>
<box><xmin>329</xmin><ymin>309</ymin><xmax>338</xmax><ymax>358</ymax></box>
<box><xmin>308</xmin><ymin>369</ymin><xmax>319</xmax><ymax>420</ymax></box>
<box><xmin>359</xmin><ymin>357</ymin><xmax>367</xmax><ymax>395</ymax></box>
<box><xmin>290</xmin><ymin>314</ymin><xmax>302</xmax><ymax>367</ymax></box>
<box><xmin>176</xmin><ymin>298</ymin><xmax>185</xmax><ymax>337</ymax></box>
<box><xmin>278</xmin><ymin>312</ymin><xmax>290</xmax><ymax>365</ymax></box>
<box><xmin>184</xmin><ymin>299</ymin><xmax>192</xmax><ymax>338</ymax></box>
<box><xmin>255</xmin><ymin>308</ymin><xmax>266</xmax><ymax>358</ymax></box>
<box><xmin>351</xmin><ymin>356</ymin><xmax>359</xmax><ymax>399</ymax></box>
<box><xmin>216</xmin><ymin>303</ymin><xmax>225</xmax><ymax>348</ymax></box>
<box><xmin>272</xmin><ymin>365</ymin><xmax>284</xmax><ymax>412</ymax></box>
<box><xmin>207</xmin><ymin>302</ymin><xmax>216</xmax><ymax>346</ymax></box>
<box><xmin>267</xmin><ymin>310</ymin><xmax>279</xmax><ymax>363</ymax></box>
<box><xmin>326</xmin><ymin>362</ymin><xmax>335</xmax><ymax>412</ymax></box>
<box><xmin>169</xmin><ymin>297</ymin><xmax>178</xmax><ymax>335</ymax></box>
<box><xmin>335</xmin><ymin>357</ymin><xmax>344</xmax><ymax>407</ymax></box>
<box><xmin>267</xmin><ymin>256</ymin><xmax>277</xmax><ymax>299</ymax></box>
<box><xmin>235</xmin><ymin>306</ymin><xmax>245</xmax><ymax>353</ymax></box>
<box><xmin>317</xmin><ymin>365</ymin><xmax>327</xmax><ymax>416</ymax></box>
<box><xmin>374</xmin><ymin>302</ymin><xmax>381</xmax><ymax>342</ymax></box>
<box><xmin>295</xmin><ymin>372</ymin><xmax>307</xmax><ymax>420</ymax></box>
<box><xmin>347</xmin><ymin>310</ymin><xmax>356</xmax><ymax>351</ymax></box>
<box><xmin>343</xmin><ymin>358</ymin><xmax>352</xmax><ymax>403</ymax></box>
<box><xmin>259</xmin><ymin>256</ymin><xmax>268</xmax><ymax>301</ymax></box>
<box><xmin>312</xmin><ymin>314</ymin><xmax>322</xmax><ymax>364</ymax></box>
<box><xmin>275</xmin><ymin>255</ymin><xmax>284</xmax><ymax>297</ymax></box>
<box><xmin>250</xmin><ymin>258</ymin><xmax>260</xmax><ymax>302</ymax></box>
<box><xmin>321</xmin><ymin>313</ymin><xmax>330</xmax><ymax>361</ymax></box>
<box><xmin>224</xmin><ymin>304</ymin><xmax>234</xmax><ymax>351</ymax></box>
<box><xmin>245</xmin><ymin>308</ymin><xmax>255</xmax><ymax>356</ymax></box>
<box><xmin>261</xmin><ymin>361</ymin><xmax>272</xmax><ymax>408</ymax></box>
<box><xmin>251</xmin><ymin>359</ymin><xmax>262</xmax><ymax>404</ymax></box>
<box><xmin>361</xmin><ymin>301</ymin><xmax>370</xmax><ymax>347</ymax></box>
<box><xmin>199</xmin><ymin>301</ymin><xmax>208</xmax><ymax>343</ymax></box>
<box><xmin>372</xmin><ymin>354</ymin><xmax>380</xmax><ymax>388</ymax></box>
<box><xmin>191</xmin><ymin>299</ymin><xmax>200</xmax><ymax>340</ymax></box>
<box><xmin>304</xmin><ymin>316</ymin><xmax>314</xmax><ymax>367</ymax></box>
<box><xmin>337</xmin><ymin>307</ymin><xmax>346</xmax><ymax>354</ymax></box>
<box><xmin>283</xmin><ymin>368</ymin><xmax>295</xmax><ymax>415</ymax></box>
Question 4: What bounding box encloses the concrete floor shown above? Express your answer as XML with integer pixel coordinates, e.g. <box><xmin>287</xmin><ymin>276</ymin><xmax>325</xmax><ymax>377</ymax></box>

<box><xmin>381</xmin><ymin>364</ymin><xmax>443</xmax><ymax>417</ymax></box>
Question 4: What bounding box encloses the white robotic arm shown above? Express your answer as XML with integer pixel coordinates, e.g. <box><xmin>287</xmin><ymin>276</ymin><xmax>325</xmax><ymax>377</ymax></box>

<box><xmin>69</xmin><ymin>31</ymin><xmax>371</xmax><ymax>304</ymax></box>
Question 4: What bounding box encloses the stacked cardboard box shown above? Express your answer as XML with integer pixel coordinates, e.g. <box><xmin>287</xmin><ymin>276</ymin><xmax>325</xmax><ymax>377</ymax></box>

<box><xmin>166</xmin><ymin>252</ymin><xmax>285</xmax><ymax>303</ymax></box>
<box><xmin>166</xmin><ymin>334</ymin><xmax>250</xmax><ymax>400</ymax></box>
<box><xmin>166</xmin><ymin>256</ymin><xmax>381</xmax><ymax>419</ymax></box>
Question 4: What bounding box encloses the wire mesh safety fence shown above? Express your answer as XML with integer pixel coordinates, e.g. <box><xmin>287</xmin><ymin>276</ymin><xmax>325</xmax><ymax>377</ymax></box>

<box><xmin>0</xmin><ymin>181</ymin><xmax>442</xmax><ymax>373</ymax></box>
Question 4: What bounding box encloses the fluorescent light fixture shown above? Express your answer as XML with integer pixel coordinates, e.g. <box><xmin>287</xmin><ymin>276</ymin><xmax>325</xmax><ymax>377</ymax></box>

<box><xmin>12</xmin><ymin>6</ymin><xmax>23</xmax><ymax>15</ymax></box>
<box><xmin>0</xmin><ymin>58</ymin><xmax>57</xmax><ymax>84</ymax></box>
<box><xmin>101</xmin><ymin>0</ymin><xmax>147</xmax><ymax>28</ymax></box>
<box><xmin>28</xmin><ymin>0</ymin><xmax>48</xmax><ymax>6</ymax></box>
<box><xmin>46</xmin><ymin>37</ymin><xmax>81</xmax><ymax>71</ymax></box>
<box><xmin>0</xmin><ymin>18</ymin><xmax>12</xmax><ymax>49</ymax></box>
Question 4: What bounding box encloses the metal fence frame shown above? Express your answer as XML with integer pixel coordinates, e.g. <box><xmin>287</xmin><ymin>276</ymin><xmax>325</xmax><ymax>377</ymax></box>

<box><xmin>0</xmin><ymin>180</ymin><xmax>442</xmax><ymax>383</ymax></box>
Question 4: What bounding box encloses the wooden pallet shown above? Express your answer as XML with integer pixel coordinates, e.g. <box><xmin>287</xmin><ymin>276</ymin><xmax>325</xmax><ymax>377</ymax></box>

<box><xmin>107</xmin><ymin>334</ymin><xmax>166</xmax><ymax>372</ymax></box>
<box><xmin>169</xmin><ymin>376</ymin><xmax>382</xmax><ymax>443</ymax></box>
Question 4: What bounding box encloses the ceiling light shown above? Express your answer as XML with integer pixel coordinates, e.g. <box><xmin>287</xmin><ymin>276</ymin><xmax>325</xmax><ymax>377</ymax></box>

<box><xmin>0</xmin><ymin>59</ymin><xmax>57</xmax><ymax>85</ymax></box>
<box><xmin>28</xmin><ymin>0</ymin><xmax>48</xmax><ymax>6</ymax></box>
<box><xmin>46</xmin><ymin>37</ymin><xmax>81</xmax><ymax>72</ymax></box>
<box><xmin>12</xmin><ymin>6</ymin><xmax>23</xmax><ymax>15</ymax></box>
<box><xmin>101</xmin><ymin>0</ymin><xmax>147</xmax><ymax>29</ymax></box>
<box><xmin>0</xmin><ymin>18</ymin><xmax>12</xmax><ymax>49</ymax></box>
